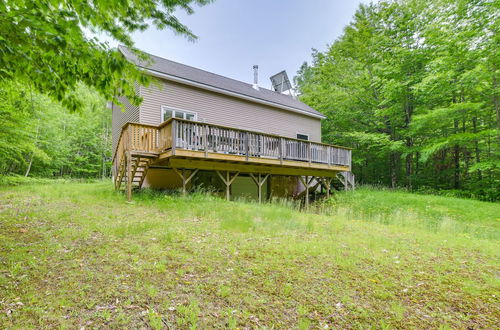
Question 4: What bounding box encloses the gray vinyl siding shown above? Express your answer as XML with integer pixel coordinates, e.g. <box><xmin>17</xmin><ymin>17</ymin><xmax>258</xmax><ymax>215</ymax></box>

<box><xmin>111</xmin><ymin>95</ymin><xmax>140</xmax><ymax>152</ymax></box>
<box><xmin>138</xmin><ymin>78</ymin><xmax>322</xmax><ymax>142</ymax></box>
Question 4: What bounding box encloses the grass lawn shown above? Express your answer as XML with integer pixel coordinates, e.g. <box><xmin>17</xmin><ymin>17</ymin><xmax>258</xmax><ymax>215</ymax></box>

<box><xmin>0</xmin><ymin>182</ymin><xmax>498</xmax><ymax>328</ymax></box>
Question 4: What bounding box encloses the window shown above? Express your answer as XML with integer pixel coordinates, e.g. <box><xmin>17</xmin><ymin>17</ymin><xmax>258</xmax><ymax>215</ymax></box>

<box><xmin>296</xmin><ymin>133</ymin><xmax>309</xmax><ymax>141</ymax></box>
<box><xmin>161</xmin><ymin>106</ymin><xmax>197</xmax><ymax>122</ymax></box>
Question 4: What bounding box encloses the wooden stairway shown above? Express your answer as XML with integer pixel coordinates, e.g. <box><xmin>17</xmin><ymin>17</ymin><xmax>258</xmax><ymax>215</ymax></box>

<box><xmin>115</xmin><ymin>154</ymin><xmax>155</xmax><ymax>191</ymax></box>
<box><xmin>337</xmin><ymin>171</ymin><xmax>355</xmax><ymax>190</ymax></box>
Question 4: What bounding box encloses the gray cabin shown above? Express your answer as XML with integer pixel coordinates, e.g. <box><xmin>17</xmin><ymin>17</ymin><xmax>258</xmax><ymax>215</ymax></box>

<box><xmin>112</xmin><ymin>46</ymin><xmax>353</xmax><ymax>204</ymax></box>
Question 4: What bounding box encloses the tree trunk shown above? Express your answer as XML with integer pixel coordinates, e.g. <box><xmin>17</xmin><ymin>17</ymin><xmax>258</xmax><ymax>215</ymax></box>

<box><xmin>405</xmin><ymin>151</ymin><xmax>412</xmax><ymax>190</ymax></box>
<box><xmin>453</xmin><ymin>119</ymin><xmax>460</xmax><ymax>189</ymax></box>
<box><xmin>404</xmin><ymin>90</ymin><xmax>414</xmax><ymax>189</ymax></box>
<box><xmin>24</xmin><ymin>156</ymin><xmax>33</xmax><ymax>177</ymax></box>
<box><xmin>25</xmin><ymin>84</ymin><xmax>39</xmax><ymax>177</ymax></box>
<box><xmin>390</xmin><ymin>152</ymin><xmax>398</xmax><ymax>189</ymax></box>
<box><xmin>493</xmin><ymin>74</ymin><xmax>500</xmax><ymax>143</ymax></box>
<box><xmin>472</xmin><ymin>117</ymin><xmax>482</xmax><ymax>180</ymax></box>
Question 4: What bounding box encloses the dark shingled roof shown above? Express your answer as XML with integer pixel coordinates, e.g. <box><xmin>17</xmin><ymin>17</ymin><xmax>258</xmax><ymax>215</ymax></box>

<box><xmin>118</xmin><ymin>46</ymin><xmax>324</xmax><ymax>118</ymax></box>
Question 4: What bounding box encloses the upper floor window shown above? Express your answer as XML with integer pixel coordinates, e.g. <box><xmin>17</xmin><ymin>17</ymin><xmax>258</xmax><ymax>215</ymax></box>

<box><xmin>161</xmin><ymin>106</ymin><xmax>197</xmax><ymax>122</ymax></box>
<box><xmin>296</xmin><ymin>133</ymin><xmax>309</xmax><ymax>141</ymax></box>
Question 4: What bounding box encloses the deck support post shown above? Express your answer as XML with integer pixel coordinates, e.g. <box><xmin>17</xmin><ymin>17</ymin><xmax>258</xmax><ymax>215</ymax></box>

<box><xmin>337</xmin><ymin>172</ymin><xmax>349</xmax><ymax>191</ymax></box>
<box><xmin>173</xmin><ymin>168</ymin><xmax>199</xmax><ymax>196</ymax></box>
<box><xmin>298</xmin><ymin>176</ymin><xmax>316</xmax><ymax>209</ymax></box>
<box><xmin>216</xmin><ymin>171</ymin><xmax>239</xmax><ymax>201</ymax></box>
<box><xmin>250</xmin><ymin>173</ymin><xmax>270</xmax><ymax>203</ymax></box>
<box><xmin>325</xmin><ymin>177</ymin><xmax>332</xmax><ymax>199</ymax></box>
<box><xmin>126</xmin><ymin>151</ymin><xmax>132</xmax><ymax>202</ymax></box>
<box><xmin>320</xmin><ymin>177</ymin><xmax>332</xmax><ymax>199</ymax></box>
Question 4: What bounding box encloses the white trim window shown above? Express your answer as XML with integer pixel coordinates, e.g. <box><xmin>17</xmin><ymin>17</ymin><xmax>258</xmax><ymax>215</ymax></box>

<box><xmin>296</xmin><ymin>133</ymin><xmax>309</xmax><ymax>141</ymax></box>
<box><xmin>161</xmin><ymin>106</ymin><xmax>198</xmax><ymax>122</ymax></box>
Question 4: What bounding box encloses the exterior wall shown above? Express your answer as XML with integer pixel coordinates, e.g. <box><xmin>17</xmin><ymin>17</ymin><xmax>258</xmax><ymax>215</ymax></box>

<box><xmin>270</xmin><ymin>176</ymin><xmax>301</xmax><ymax>198</ymax></box>
<box><xmin>142</xmin><ymin>168</ymin><xmax>183</xmax><ymax>189</ymax></box>
<box><xmin>139</xmin><ymin>78</ymin><xmax>322</xmax><ymax>142</ymax></box>
<box><xmin>231</xmin><ymin>176</ymin><xmax>268</xmax><ymax>200</ymax></box>
<box><xmin>111</xmin><ymin>94</ymin><xmax>140</xmax><ymax>152</ymax></box>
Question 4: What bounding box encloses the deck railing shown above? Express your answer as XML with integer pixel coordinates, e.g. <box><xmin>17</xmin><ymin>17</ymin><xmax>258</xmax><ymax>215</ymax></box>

<box><xmin>113</xmin><ymin>119</ymin><xmax>352</xmax><ymax>173</ymax></box>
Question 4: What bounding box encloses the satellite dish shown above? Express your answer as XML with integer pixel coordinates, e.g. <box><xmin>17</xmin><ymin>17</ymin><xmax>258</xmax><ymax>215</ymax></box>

<box><xmin>270</xmin><ymin>70</ymin><xmax>292</xmax><ymax>94</ymax></box>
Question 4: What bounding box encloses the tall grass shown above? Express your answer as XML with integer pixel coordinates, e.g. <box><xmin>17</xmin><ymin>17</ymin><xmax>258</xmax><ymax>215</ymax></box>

<box><xmin>1</xmin><ymin>181</ymin><xmax>498</xmax><ymax>328</ymax></box>
<box><xmin>323</xmin><ymin>186</ymin><xmax>499</xmax><ymax>240</ymax></box>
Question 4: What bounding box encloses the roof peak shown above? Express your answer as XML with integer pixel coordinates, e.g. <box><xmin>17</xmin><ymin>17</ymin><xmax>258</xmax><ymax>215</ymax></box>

<box><xmin>120</xmin><ymin>46</ymin><xmax>272</xmax><ymax>91</ymax></box>
<box><xmin>118</xmin><ymin>45</ymin><xmax>324</xmax><ymax>119</ymax></box>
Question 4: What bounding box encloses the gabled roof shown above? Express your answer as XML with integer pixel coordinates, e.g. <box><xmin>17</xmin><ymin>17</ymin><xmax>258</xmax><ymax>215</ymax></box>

<box><xmin>118</xmin><ymin>46</ymin><xmax>325</xmax><ymax>119</ymax></box>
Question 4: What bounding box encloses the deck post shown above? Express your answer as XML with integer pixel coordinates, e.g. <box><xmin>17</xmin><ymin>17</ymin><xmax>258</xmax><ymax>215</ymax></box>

<box><xmin>298</xmin><ymin>176</ymin><xmax>309</xmax><ymax>209</ymax></box>
<box><xmin>258</xmin><ymin>174</ymin><xmax>262</xmax><ymax>203</ymax></box>
<box><xmin>216</xmin><ymin>171</ymin><xmax>239</xmax><ymax>201</ymax></box>
<box><xmin>182</xmin><ymin>169</ymin><xmax>187</xmax><ymax>196</ymax></box>
<box><xmin>298</xmin><ymin>176</ymin><xmax>317</xmax><ymax>209</ymax></box>
<box><xmin>250</xmin><ymin>173</ymin><xmax>270</xmax><ymax>203</ymax></box>
<box><xmin>173</xmin><ymin>168</ymin><xmax>199</xmax><ymax>196</ymax></box>
<box><xmin>324</xmin><ymin>177</ymin><xmax>332</xmax><ymax>199</ymax></box>
<box><xmin>304</xmin><ymin>176</ymin><xmax>309</xmax><ymax>208</ymax></box>
<box><xmin>226</xmin><ymin>171</ymin><xmax>230</xmax><ymax>200</ymax></box>
<box><xmin>126</xmin><ymin>151</ymin><xmax>132</xmax><ymax>202</ymax></box>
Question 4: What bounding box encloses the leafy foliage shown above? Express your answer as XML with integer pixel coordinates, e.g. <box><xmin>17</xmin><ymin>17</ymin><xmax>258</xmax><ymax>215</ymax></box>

<box><xmin>0</xmin><ymin>81</ymin><xmax>112</xmax><ymax>178</ymax></box>
<box><xmin>296</xmin><ymin>0</ymin><xmax>500</xmax><ymax>200</ymax></box>
<box><xmin>0</xmin><ymin>0</ymin><xmax>211</xmax><ymax>109</ymax></box>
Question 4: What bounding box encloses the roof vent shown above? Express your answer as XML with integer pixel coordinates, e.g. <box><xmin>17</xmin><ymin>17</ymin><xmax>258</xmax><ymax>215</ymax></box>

<box><xmin>252</xmin><ymin>65</ymin><xmax>259</xmax><ymax>90</ymax></box>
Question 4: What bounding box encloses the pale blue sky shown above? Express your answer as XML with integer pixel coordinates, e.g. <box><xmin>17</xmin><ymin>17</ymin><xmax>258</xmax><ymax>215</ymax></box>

<box><xmin>126</xmin><ymin>0</ymin><xmax>369</xmax><ymax>89</ymax></box>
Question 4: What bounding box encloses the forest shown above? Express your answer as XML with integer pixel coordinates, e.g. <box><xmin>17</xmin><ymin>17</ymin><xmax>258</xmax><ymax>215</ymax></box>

<box><xmin>1</xmin><ymin>0</ymin><xmax>498</xmax><ymax>200</ymax></box>
<box><xmin>296</xmin><ymin>0</ymin><xmax>499</xmax><ymax>200</ymax></box>
<box><xmin>0</xmin><ymin>81</ymin><xmax>111</xmax><ymax>179</ymax></box>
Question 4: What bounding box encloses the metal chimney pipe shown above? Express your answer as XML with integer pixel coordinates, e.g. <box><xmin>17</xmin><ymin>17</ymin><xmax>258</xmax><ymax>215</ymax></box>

<box><xmin>252</xmin><ymin>65</ymin><xmax>259</xmax><ymax>90</ymax></box>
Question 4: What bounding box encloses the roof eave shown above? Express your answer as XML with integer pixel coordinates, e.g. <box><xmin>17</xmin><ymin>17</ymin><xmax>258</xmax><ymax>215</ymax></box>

<box><xmin>139</xmin><ymin>67</ymin><xmax>326</xmax><ymax>120</ymax></box>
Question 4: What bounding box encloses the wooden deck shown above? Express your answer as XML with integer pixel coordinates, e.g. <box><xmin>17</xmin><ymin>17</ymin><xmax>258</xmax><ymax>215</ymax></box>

<box><xmin>113</xmin><ymin>118</ymin><xmax>353</xmax><ymax>203</ymax></box>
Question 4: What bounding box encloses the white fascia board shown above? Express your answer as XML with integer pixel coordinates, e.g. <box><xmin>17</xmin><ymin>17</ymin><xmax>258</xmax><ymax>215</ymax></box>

<box><xmin>141</xmin><ymin>67</ymin><xmax>326</xmax><ymax>120</ymax></box>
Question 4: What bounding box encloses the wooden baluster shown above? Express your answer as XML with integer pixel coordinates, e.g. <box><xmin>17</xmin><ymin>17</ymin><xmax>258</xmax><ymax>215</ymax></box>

<box><xmin>245</xmin><ymin>132</ymin><xmax>249</xmax><ymax>161</ymax></box>
<box><xmin>222</xmin><ymin>128</ymin><xmax>225</xmax><ymax>152</ymax></box>
<box><xmin>214</xmin><ymin>128</ymin><xmax>218</xmax><ymax>152</ymax></box>
<box><xmin>172</xmin><ymin>120</ymin><xmax>177</xmax><ymax>155</ymax></box>
<box><xmin>184</xmin><ymin>123</ymin><xmax>187</xmax><ymax>149</ymax></box>
<box><xmin>181</xmin><ymin>122</ymin><xmax>185</xmax><ymax>149</ymax></box>
<box><xmin>183</xmin><ymin>121</ymin><xmax>187</xmax><ymax>149</ymax></box>
<box><xmin>231</xmin><ymin>130</ymin><xmax>234</xmax><ymax>153</ymax></box>
<box><xmin>279</xmin><ymin>138</ymin><xmax>283</xmax><ymax>164</ymax></box>
<box><xmin>203</xmin><ymin>125</ymin><xmax>208</xmax><ymax>157</ymax></box>
<box><xmin>215</xmin><ymin>128</ymin><xmax>218</xmax><ymax>152</ymax></box>
<box><xmin>183</xmin><ymin>122</ymin><xmax>187</xmax><ymax>149</ymax></box>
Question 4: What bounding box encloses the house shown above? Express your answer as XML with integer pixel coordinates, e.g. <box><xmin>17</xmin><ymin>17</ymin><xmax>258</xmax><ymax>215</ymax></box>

<box><xmin>112</xmin><ymin>46</ymin><xmax>354</xmax><ymax>205</ymax></box>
